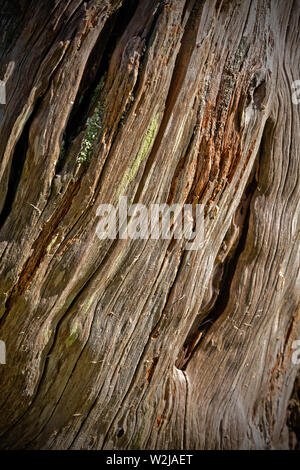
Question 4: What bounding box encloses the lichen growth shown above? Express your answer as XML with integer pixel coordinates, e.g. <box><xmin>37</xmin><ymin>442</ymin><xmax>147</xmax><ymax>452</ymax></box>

<box><xmin>46</xmin><ymin>233</ymin><xmax>59</xmax><ymax>253</ymax></box>
<box><xmin>43</xmin><ymin>326</ymin><xmax>51</xmax><ymax>342</ymax></box>
<box><xmin>66</xmin><ymin>326</ymin><xmax>78</xmax><ymax>347</ymax></box>
<box><xmin>84</xmin><ymin>293</ymin><xmax>97</xmax><ymax>312</ymax></box>
<box><xmin>116</xmin><ymin>113</ymin><xmax>159</xmax><ymax>200</ymax></box>
<box><xmin>77</xmin><ymin>101</ymin><xmax>105</xmax><ymax>163</ymax></box>
<box><xmin>77</xmin><ymin>75</ymin><xmax>106</xmax><ymax>164</ymax></box>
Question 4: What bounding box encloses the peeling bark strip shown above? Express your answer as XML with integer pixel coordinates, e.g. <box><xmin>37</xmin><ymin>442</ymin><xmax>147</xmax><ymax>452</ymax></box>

<box><xmin>0</xmin><ymin>0</ymin><xmax>299</xmax><ymax>450</ymax></box>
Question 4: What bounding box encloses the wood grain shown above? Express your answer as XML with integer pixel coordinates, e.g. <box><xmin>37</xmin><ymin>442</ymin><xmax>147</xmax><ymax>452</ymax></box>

<box><xmin>0</xmin><ymin>0</ymin><xmax>299</xmax><ymax>449</ymax></box>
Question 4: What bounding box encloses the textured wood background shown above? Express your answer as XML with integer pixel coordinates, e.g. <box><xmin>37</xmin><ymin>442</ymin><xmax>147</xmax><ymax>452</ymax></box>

<box><xmin>0</xmin><ymin>0</ymin><xmax>299</xmax><ymax>449</ymax></box>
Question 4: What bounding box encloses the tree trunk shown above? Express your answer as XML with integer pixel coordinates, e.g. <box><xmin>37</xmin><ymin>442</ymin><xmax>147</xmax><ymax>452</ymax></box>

<box><xmin>0</xmin><ymin>0</ymin><xmax>299</xmax><ymax>450</ymax></box>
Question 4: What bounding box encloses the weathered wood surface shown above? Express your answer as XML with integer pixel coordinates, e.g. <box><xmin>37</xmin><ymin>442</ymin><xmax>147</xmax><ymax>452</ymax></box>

<box><xmin>0</xmin><ymin>0</ymin><xmax>299</xmax><ymax>449</ymax></box>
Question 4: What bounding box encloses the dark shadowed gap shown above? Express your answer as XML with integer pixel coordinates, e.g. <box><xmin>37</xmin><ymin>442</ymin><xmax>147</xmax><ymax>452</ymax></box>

<box><xmin>55</xmin><ymin>0</ymin><xmax>139</xmax><ymax>173</ymax></box>
<box><xmin>175</xmin><ymin>160</ymin><xmax>258</xmax><ymax>370</ymax></box>
<box><xmin>175</xmin><ymin>117</ymin><xmax>276</xmax><ymax>371</ymax></box>
<box><xmin>0</xmin><ymin>97</ymin><xmax>42</xmax><ymax>231</ymax></box>
<box><xmin>287</xmin><ymin>372</ymin><xmax>300</xmax><ymax>449</ymax></box>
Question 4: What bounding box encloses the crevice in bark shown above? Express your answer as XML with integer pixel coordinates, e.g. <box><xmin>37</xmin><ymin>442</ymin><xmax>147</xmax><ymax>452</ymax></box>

<box><xmin>0</xmin><ymin>97</ymin><xmax>42</xmax><ymax>231</ymax></box>
<box><xmin>175</xmin><ymin>115</ymin><xmax>276</xmax><ymax>371</ymax></box>
<box><xmin>146</xmin><ymin>357</ymin><xmax>159</xmax><ymax>384</ymax></box>
<box><xmin>0</xmin><ymin>4</ymin><xmax>89</xmax><ymax>228</ymax></box>
<box><xmin>0</xmin><ymin>177</ymin><xmax>81</xmax><ymax>330</ymax></box>
<box><xmin>287</xmin><ymin>372</ymin><xmax>300</xmax><ymax>449</ymax></box>
<box><xmin>0</xmin><ymin>1</ymin><xmax>26</xmax><ymax>62</ymax></box>
<box><xmin>132</xmin><ymin>0</ymin><xmax>201</xmax><ymax>205</ymax></box>
<box><xmin>175</xmin><ymin>160</ymin><xmax>259</xmax><ymax>371</ymax></box>
<box><xmin>181</xmin><ymin>0</ymin><xmax>195</xmax><ymax>24</ymax></box>
<box><xmin>117</xmin><ymin>428</ymin><xmax>125</xmax><ymax>438</ymax></box>
<box><xmin>56</xmin><ymin>0</ymin><xmax>139</xmax><ymax>173</ymax></box>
